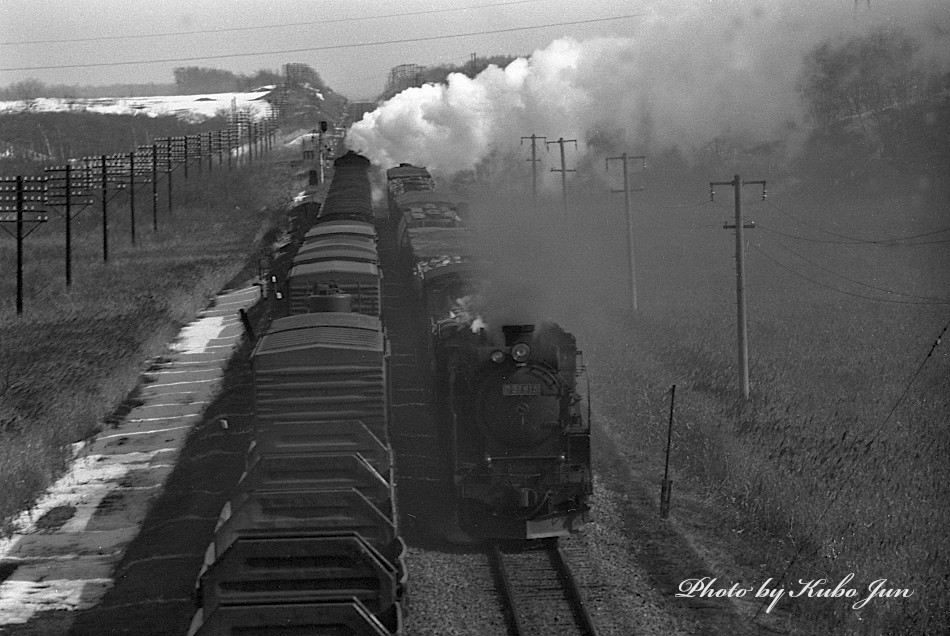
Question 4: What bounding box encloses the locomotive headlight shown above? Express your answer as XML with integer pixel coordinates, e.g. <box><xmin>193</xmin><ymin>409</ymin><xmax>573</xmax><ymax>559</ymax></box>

<box><xmin>511</xmin><ymin>342</ymin><xmax>531</xmax><ymax>363</ymax></box>
<box><xmin>490</xmin><ymin>349</ymin><xmax>506</xmax><ymax>363</ymax></box>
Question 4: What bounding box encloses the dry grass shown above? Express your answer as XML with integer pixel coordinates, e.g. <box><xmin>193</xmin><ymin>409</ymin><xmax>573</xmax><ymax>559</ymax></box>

<box><xmin>0</xmin><ymin>152</ymin><xmax>297</xmax><ymax>533</ymax></box>
<box><xmin>577</xmin><ymin>180</ymin><xmax>949</xmax><ymax>634</ymax></box>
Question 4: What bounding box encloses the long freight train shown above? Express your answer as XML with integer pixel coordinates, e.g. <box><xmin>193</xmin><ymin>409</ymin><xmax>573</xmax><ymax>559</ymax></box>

<box><xmin>387</xmin><ymin>163</ymin><xmax>593</xmax><ymax>540</ymax></box>
<box><xmin>188</xmin><ymin>151</ymin><xmax>405</xmax><ymax>636</ymax></box>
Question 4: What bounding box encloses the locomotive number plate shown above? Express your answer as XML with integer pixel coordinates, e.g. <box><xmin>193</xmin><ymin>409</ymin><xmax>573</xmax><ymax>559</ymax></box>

<box><xmin>503</xmin><ymin>383</ymin><xmax>542</xmax><ymax>396</ymax></box>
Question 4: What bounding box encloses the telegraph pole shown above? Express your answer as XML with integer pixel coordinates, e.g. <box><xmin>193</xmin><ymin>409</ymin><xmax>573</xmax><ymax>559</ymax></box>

<box><xmin>100</xmin><ymin>155</ymin><xmax>109</xmax><ymax>263</ymax></box>
<box><xmin>606</xmin><ymin>153</ymin><xmax>646</xmax><ymax>313</ymax></box>
<box><xmin>520</xmin><ymin>135</ymin><xmax>546</xmax><ymax>202</ymax></box>
<box><xmin>709</xmin><ymin>174</ymin><xmax>766</xmax><ymax>399</ymax></box>
<box><xmin>546</xmin><ymin>137</ymin><xmax>577</xmax><ymax>217</ymax></box>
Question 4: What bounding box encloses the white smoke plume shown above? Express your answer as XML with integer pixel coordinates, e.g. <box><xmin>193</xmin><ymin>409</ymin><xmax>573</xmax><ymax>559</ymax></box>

<box><xmin>345</xmin><ymin>0</ymin><xmax>947</xmax><ymax>176</ymax></box>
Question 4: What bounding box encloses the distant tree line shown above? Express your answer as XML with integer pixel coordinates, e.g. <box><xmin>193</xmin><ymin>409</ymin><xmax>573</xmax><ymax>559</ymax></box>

<box><xmin>797</xmin><ymin>26</ymin><xmax>949</xmax><ymax>125</ymax></box>
<box><xmin>0</xmin><ymin>111</ymin><xmax>225</xmax><ymax>176</ymax></box>
<box><xmin>379</xmin><ymin>55</ymin><xmax>521</xmax><ymax>101</ymax></box>
<box><xmin>795</xmin><ymin>26</ymin><xmax>950</xmax><ymax>186</ymax></box>
<box><xmin>0</xmin><ymin>79</ymin><xmax>177</xmax><ymax>100</ymax></box>
<box><xmin>0</xmin><ymin>64</ymin><xmax>330</xmax><ymax>101</ymax></box>
<box><xmin>172</xmin><ymin>67</ymin><xmax>285</xmax><ymax>94</ymax></box>
<box><xmin>283</xmin><ymin>63</ymin><xmax>327</xmax><ymax>90</ymax></box>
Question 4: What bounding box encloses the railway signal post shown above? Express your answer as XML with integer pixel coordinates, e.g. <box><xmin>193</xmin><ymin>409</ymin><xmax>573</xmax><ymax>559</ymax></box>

<box><xmin>710</xmin><ymin>175</ymin><xmax>766</xmax><ymax>399</ymax></box>
<box><xmin>606</xmin><ymin>153</ymin><xmax>646</xmax><ymax>313</ymax></box>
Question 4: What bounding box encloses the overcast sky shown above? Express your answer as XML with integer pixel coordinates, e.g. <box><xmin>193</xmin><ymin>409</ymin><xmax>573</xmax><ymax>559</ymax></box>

<box><xmin>1</xmin><ymin>0</ymin><xmax>946</xmax><ymax>99</ymax></box>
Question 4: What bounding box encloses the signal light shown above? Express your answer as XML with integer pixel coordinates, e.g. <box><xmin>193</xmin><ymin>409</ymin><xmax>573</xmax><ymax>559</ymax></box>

<box><xmin>490</xmin><ymin>350</ymin><xmax>505</xmax><ymax>363</ymax></box>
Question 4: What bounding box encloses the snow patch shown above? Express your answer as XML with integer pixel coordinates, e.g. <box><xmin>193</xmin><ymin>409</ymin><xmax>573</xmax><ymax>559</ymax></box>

<box><xmin>170</xmin><ymin>315</ymin><xmax>226</xmax><ymax>354</ymax></box>
<box><xmin>0</xmin><ymin>90</ymin><xmax>273</xmax><ymax>122</ymax></box>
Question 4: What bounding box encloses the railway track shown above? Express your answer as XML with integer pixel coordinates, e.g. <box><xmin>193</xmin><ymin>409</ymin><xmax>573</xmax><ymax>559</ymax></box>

<box><xmin>489</xmin><ymin>538</ymin><xmax>599</xmax><ymax>636</ymax></box>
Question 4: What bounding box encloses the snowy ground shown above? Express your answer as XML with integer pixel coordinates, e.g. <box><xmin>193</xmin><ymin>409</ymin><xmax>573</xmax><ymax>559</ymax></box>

<box><xmin>0</xmin><ymin>89</ymin><xmax>278</xmax><ymax>122</ymax></box>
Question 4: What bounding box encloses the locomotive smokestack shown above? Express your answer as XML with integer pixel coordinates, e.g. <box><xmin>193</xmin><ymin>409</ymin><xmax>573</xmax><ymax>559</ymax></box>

<box><xmin>502</xmin><ymin>324</ymin><xmax>534</xmax><ymax>346</ymax></box>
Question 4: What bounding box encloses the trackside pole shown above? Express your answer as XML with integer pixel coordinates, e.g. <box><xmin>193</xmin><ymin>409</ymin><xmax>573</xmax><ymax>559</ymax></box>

<box><xmin>660</xmin><ymin>384</ymin><xmax>675</xmax><ymax>518</ymax></box>
<box><xmin>710</xmin><ymin>175</ymin><xmax>766</xmax><ymax>399</ymax></box>
<box><xmin>606</xmin><ymin>153</ymin><xmax>646</xmax><ymax>313</ymax></box>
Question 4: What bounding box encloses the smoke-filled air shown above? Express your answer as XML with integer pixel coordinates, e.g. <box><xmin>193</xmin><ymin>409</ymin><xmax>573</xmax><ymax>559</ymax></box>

<box><xmin>346</xmin><ymin>0</ymin><xmax>947</xmax><ymax>176</ymax></box>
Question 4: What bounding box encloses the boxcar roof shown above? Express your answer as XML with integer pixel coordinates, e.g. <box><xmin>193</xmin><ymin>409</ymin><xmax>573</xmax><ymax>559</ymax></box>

<box><xmin>305</xmin><ymin>224</ymin><xmax>376</xmax><ymax>238</ymax></box>
<box><xmin>266</xmin><ymin>312</ymin><xmax>382</xmax><ymax>333</ymax></box>
<box><xmin>296</xmin><ymin>242</ymin><xmax>377</xmax><ymax>259</ymax></box>
<box><xmin>293</xmin><ymin>249</ymin><xmax>378</xmax><ymax>265</ymax></box>
<box><xmin>394</xmin><ymin>191</ymin><xmax>456</xmax><ymax>207</ymax></box>
<box><xmin>300</xmin><ymin>236</ymin><xmax>377</xmax><ymax>251</ymax></box>
<box><xmin>255</xmin><ymin>325</ymin><xmax>384</xmax><ymax>354</ymax></box>
<box><xmin>386</xmin><ymin>163</ymin><xmax>431</xmax><ymax>180</ymax></box>
<box><xmin>289</xmin><ymin>260</ymin><xmax>380</xmax><ymax>277</ymax></box>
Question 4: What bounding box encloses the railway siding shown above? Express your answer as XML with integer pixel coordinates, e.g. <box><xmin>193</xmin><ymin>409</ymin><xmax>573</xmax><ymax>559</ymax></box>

<box><xmin>0</xmin><ymin>285</ymin><xmax>261</xmax><ymax>634</ymax></box>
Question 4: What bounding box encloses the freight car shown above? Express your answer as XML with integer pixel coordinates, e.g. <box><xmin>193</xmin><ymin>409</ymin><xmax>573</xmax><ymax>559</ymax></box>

<box><xmin>318</xmin><ymin>151</ymin><xmax>375</xmax><ymax>224</ymax></box>
<box><xmin>386</xmin><ymin>164</ymin><xmax>592</xmax><ymax>540</ymax></box>
<box><xmin>189</xmin><ymin>150</ymin><xmax>403</xmax><ymax>635</ymax></box>
<box><xmin>286</xmin><ymin>152</ymin><xmax>382</xmax><ymax>317</ymax></box>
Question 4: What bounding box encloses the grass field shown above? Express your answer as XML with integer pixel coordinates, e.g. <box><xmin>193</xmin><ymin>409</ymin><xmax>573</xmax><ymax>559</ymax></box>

<box><xmin>468</xmin><ymin>155</ymin><xmax>948</xmax><ymax>634</ymax></box>
<box><xmin>0</xmin><ymin>149</ymin><xmax>298</xmax><ymax>535</ymax></box>
<box><xmin>609</xmin><ymin>181</ymin><xmax>947</xmax><ymax>634</ymax></box>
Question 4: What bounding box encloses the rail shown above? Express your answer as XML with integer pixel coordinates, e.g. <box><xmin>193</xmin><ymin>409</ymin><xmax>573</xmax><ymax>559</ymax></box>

<box><xmin>489</xmin><ymin>538</ymin><xmax>599</xmax><ymax>636</ymax></box>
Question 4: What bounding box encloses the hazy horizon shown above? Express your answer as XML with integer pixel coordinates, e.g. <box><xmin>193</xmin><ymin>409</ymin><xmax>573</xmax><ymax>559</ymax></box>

<box><xmin>2</xmin><ymin>0</ymin><xmax>947</xmax><ymax>100</ymax></box>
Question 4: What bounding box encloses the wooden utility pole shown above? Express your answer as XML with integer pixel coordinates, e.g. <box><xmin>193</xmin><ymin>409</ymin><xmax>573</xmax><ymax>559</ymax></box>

<box><xmin>128</xmin><ymin>152</ymin><xmax>136</xmax><ymax>245</ymax></box>
<box><xmin>45</xmin><ymin>163</ymin><xmax>93</xmax><ymax>287</ymax></box>
<box><xmin>520</xmin><ymin>135</ymin><xmax>546</xmax><ymax>202</ymax></box>
<box><xmin>165</xmin><ymin>141</ymin><xmax>173</xmax><ymax>218</ymax></box>
<box><xmin>64</xmin><ymin>165</ymin><xmax>73</xmax><ymax>284</ymax></box>
<box><xmin>546</xmin><ymin>137</ymin><xmax>577</xmax><ymax>218</ymax></box>
<box><xmin>151</xmin><ymin>143</ymin><xmax>159</xmax><ymax>230</ymax></box>
<box><xmin>0</xmin><ymin>177</ymin><xmax>48</xmax><ymax>314</ymax></box>
<box><xmin>606</xmin><ymin>153</ymin><xmax>646</xmax><ymax>313</ymax></box>
<box><xmin>100</xmin><ymin>155</ymin><xmax>109</xmax><ymax>263</ymax></box>
<box><xmin>710</xmin><ymin>174</ymin><xmax>766</xmax><ymax>399</ymax></box>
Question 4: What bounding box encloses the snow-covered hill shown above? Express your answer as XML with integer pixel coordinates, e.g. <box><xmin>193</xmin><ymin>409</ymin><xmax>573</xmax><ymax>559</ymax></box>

<box><xmin>0</xmin><ymin>88</ymin><xmax>278</xmax><ymax>122</ymax></box>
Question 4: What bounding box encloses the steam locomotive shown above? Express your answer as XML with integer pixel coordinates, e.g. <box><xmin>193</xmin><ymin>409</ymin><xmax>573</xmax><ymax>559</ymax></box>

<box><xmin>387</xmin><ymin>164</ymin><xmax>592</xmax><ymax>540</ymax></box>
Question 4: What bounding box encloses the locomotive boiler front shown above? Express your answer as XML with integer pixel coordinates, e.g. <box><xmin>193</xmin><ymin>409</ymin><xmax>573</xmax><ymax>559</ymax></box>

<box><xmin>452</xmin><ymin>323</ymin><xmax>591</xmax><ymax>538</ymax></box>
<box><xmin>473</xmin><ymin>326</ymin><xmax>568</xmax><ymax>452</ymax></box>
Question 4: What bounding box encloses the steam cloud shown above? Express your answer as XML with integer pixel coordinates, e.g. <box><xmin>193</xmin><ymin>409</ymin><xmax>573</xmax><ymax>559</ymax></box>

<box><xmin>345</xmin><ymin>0</ymin><xmax>947</xmax><ymax>176</ymax></box>
<box><xmin>346</xmin><ymin>0</ymin><xmax>947</xmax><ymax>332</ymax></box>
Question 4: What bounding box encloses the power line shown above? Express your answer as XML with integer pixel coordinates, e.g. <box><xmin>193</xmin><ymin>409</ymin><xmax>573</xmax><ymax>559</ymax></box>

<box><xmin>759</xmin><ymin>233</ymin><xmax>950</xmax><ymax>304</ymax></box>
<box><xmin>0</xmin><ymin>14</ymin><xmax>645</xmax><ymax>73</ymax></box>
<box><xmin>752</xmin><ymin>316</ymin><xmax>949</xmax><ymax>622</ymax></box>
<box><xmin>0</xmin><ymin>0</ymin><xmax>545</xmax><ymax>46</ymax></box>
<box><xmin>653</xmin><ymin>199</ymin><xmax>714</xmax><ymax>210</ymax></box>
<box><xmin>758</xmin><ymin>222</ymin><xmax>950</xmax><ymax>246</ymax></box>
<box><xmin>749</xmin><ymin>242</ymin><xmax>949</xmax><ymax>305</ymax></box>
<box><xmin>764</xmin><ymin>198</ymin><xmax>950</xmax><ymax>245</ymax></box>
